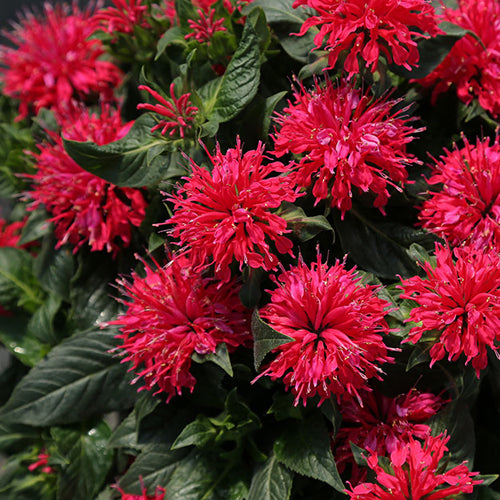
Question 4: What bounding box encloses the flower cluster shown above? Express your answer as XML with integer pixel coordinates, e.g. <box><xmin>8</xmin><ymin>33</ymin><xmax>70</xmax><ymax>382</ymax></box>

<box><xmin>27</xmin><ymin>106</ymin><xmax>147</xmax><ymax>255</ymax></box>
<box><xmin>168</xmin><ymin>140</ymin><xmax>299</xmax><ymax>283</ymax></box>
<box><xmin>399</xmin><ymin>244</ymin><xmax>500</xmax><ymax>376</ymax></box>
<box><xmin>255</xmin><ymin>254</ymin><xmax>393</xmax><ymax>406</ymax></box>
<box><xmin>416</xmin><ymin>0</ymin><xmax>500</xmax><ymax>117</ymax></box>
<box><xmin>346</xmin><ymin>434</ymin><xmax>482</xmax><ymax>499</ymax></box>
<box><xmin>109</xmin><ymin>253</ymin><xmax>251</xmax><ymax>400</ymax></box>
<box><xmin>95</xmin><ymin>0</ymin><xmax>151</xmax><ymax>36</ymax></box>
<box><xmin>0</xmin><ymin>3</ymin><xmax>122</xmax><ymax>120</ymax></box>
<box><xmin>293</xmin><ymin>0</ymin><xmax>442</xmax><ymax>75</ymax></box>
<box><xmin>419</xmin><ymin>136</ymin><xmax>500</xmax><ymax>252</ymax></box>
<box><xmin>274</xmin><ymin>79</ymin><xmax>421</xmax><ymax>215</ymax></box>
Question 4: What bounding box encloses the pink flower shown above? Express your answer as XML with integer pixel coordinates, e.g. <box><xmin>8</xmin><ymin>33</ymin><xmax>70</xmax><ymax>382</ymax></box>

<box><xmin>114</xmin><ymin>481</ymin><xmax>165</xmax><ymax>500</ymax></box>
<box><xmin>415</xmin><ymin>0</ymin><xmax>500</xmax><ymax>117</ymax></box>
<box><xmin>0</xmin><ymin>218</ymin><xmax>25</xmax><ymax>248</ymax></box>
<box><xmin>399</xmin><ymin>243</ymin><xmax>500</xmax><ymax>376</ymax></box>
<box><xmin>273</xmin><ymin>79</ymin><xmax>421</xmax><ymax>215</ymax></box>
<box><xmin>254</xmin><ymin>254</ymin><xmax>393</xmax><ymax>406</ymax></box>
<box><xmin>335</xmin><ymin>388</ymin><xmax>446</xmax><ymax>484</ymax></box>
<box><xmin>108</xmin><ymin>253</ymin><xmax>251</xmax><ymax>401</ymax></box>
<box><xmin>167</xmin><ymin>139</ymin><xmax>299</xmax><ymax>283</ymax></box>
<box><xmin>95</xmin><ymin>0</ymin><xmax>151</xmax><ymax>36</ymax></box>
<box><xmin>346</xmin><ymin>434</ymin><xmax>482</xmax><ymax>499</ymax></box>
<box><xmin>26</xmin><ymin>106</ymin><xmax>147</xmax><ymax>256</ymax></box>
<box><xmin>292</xmin><ymin>0</ymin><xmax>441</xmax><ymax>76</ymax></box>
<box><xmin>0</xmin><ymin>3</ymin><xmax>122</xmax><ymax>120</ymax></box>
<box><xmin>28</xmin><ymin>451</ymin><xmax>54</xmax><ymax>475</ymax></box>
<box><xmin>185</xmin><ymin>8</ymin><xmax>227</xmax><ymax>44</ymax></box>
<box><xmin>137</xmin><ymin>84</ymin><xmax>198</xmax><ymax>139</ymax></box>
<box><xmin>419</xmin><ymin>136</ymin><xmax>500</xmax><ymax>252</ymax></box>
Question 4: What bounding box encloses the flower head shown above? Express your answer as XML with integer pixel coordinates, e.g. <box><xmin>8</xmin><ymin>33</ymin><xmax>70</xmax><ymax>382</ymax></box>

<box><xmin>419</xmin><ymin>136</ymin><xmax>500</xmax><ymax>252</ymax></box>
<box><xmin>0</xmin><ymin>218</ymin><xmax>25</xmax><ymax>247</ymax></box>
<box><xmin>0</xmin><ymin>3</ymin><xmax>122</xmax><ymax>120</ymax></box>
<box><xmin>415</xmin><ymin>0</ymin><xmax>500</xmax><ymax>117</ymax></box>
<box><xmin>185</xmin><ymin>8</ymin><xmax>227</xmax><ymax>44</ymax></box>
<box><xmin>335</xmin><ymin>388</ymin><xmax>446</xmax><ymax>484</ymax></box>
<box><xmin>108</xmin><ymin>253</ymin><xmax>251</xmax><ymax>401</ymax></box>
<box><xmin>399</xmin><ymin>243</ymin><xmax>500</xmax><ymax>376</ymax></box>
<box><xmin>137</xmin><ymin>84</ymin><xmax>198</xmax><ymax>139</ymax></box>
<box><xmin>114</xmin><ymin>478</ymin><xmax>165</xmax><ymax>500</ymax></box>
<box><xmin>293</xmin><ymin>0</ymin><xmax>441</xmax><ymax>76</ymax></box>
<box><xmin>273</xmin><ymin>79</ymin><xmax>421</xmax><ymax>215</ymax></box>
<box><xmin>346</xmin><ymin>434</ymin><xmax>482</xmax><ymax>499</ymax></box>
<box><xmin>27</xmin><ymin>106</ymin><xmax>147</xmax><ymax>256</ymax></box>
<box><xmin>95</xmin><ymin>0</ymin><xmax>151</xmax><ymax>36</ymax></box>
<box><xmin>254</xmin><ymin>254</ymin><xmax>393</xmax><ymax>406</ymax></box>
<box><xmin>167</xmin><ymin>139</ymin><xmax>299</xmax><ymax>283</ymax></box>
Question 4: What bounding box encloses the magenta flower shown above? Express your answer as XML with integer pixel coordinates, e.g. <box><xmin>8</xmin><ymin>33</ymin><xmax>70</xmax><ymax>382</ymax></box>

<box><xmin>27</xmin><ymin>106</ymin><xmax>147</xmax><ymax>256</ymax></box>
<box><xmin>96</xmin><ymin>0</ymin><xmax>151</xmax><ymax>36</ymax></box>
<box><xmin>168</xmin><ymin>139</ymin><xmax>299</xmax><ymax>283</ymax></box>
<box><xmin>273</xmin><ymin>79</ymin><xmax>421</xmax><ymax>215</ymax></box>
<box><xmin>293</xmin><ymin>0</ymin><xmax>441</xmax><ymax>76</ymax></box>
<box><xmin>415</xmin><ymin>0</ymin><xmax>500</xmax><ymax>117</ymax></box>
<box><xmin>0</xmin><ymin>218</ymin><xmax>25</xmax><ymax>248</ymax></box>
<box><xmin>419</xmin><ymin>136</ymin><xmax>500</xmax><ymax>252</ymax></box>
<box><xmin>137</xmin><ymin>84</ymin><xmax>198</xmax><ymax>139</ymax></box>
<box><xmin>335</xmin><ymin>388</ymin><xmax>446</xmax><ymax>484</ymax></box>
<box><xmin>254</xmin><ymin>254</ymin><xmax>393</xmax><ymax>406</ymax></box>
<box><xmin>28</xmin><ymin>450</ymin><xmax>54</xmax><ymax>475</ymax></box>
<box><xmin>399</xmin><ymin>244</ymin><xmax>500</xmax><ymax>376</ymax></box>
<box><xmin>108</xmin><ymin>253</ymin><xmax>251</xmax><ymax>401</ymax></box>
<box><xmin>185</xmin><ymin>8</ymin><xmax>227</xmax><ymax>44</ymax></box>
<box><xmin>0</xmin><ymin>3</ymin><xmax>122</xmax><ymax>120</ymax></box>
<box><xmin>346</xmin><ymin>434</ymin><xmax>482</xmax><ymax>499</ymax></box>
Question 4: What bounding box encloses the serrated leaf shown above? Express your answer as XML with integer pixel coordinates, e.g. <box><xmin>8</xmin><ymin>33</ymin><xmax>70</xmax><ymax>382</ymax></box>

<box><xmin>0</xmin><ymin>328</ymin><xmax>137</xmax><ymax>425</ymax></box>
<box><xmin>274</xmin><ymin>415</ymin><xmax>344</xmax><ymax>491</ymax></box>
<box><xmin>192</xmin><ymin>343</ymin><xmax>233</xmax><ymax>377</ymax></box>
<box><xmin>171</xmin><ymin>416</ymin><xmax>217</xmax><ymax>450</ymax></box>
<box><xmin>247</xmin><ymin>454</ymin><xmax>293</xmax><ymax>500</ymax></box>
<box><xmin>53</xmin><ymin>421</ymin><xmax>113</xmax><ymax>500</ymax></box>
<box><xmin>202</xmin><ymin>19</ymin><xmax>261</xmax><ymax>123</ymax></box>
<box><xmin>63</xmin><ymin>114</ymin><xmax>179</xmax><ymax>188</ymax></box>
<box><xmin>251</xmin><ymin>309</ymin><xmax>293</xmax><ymax>370</ymax></box>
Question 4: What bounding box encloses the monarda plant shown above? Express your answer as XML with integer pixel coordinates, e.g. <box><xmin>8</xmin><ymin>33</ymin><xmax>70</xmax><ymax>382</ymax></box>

<box><xmin>0</xmin><ymin>0</ymin><xmax>498</xmax><ymax>499</ymax></box>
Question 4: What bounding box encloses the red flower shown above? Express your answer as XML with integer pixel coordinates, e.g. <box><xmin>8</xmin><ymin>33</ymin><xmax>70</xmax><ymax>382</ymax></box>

<box><xmin>0</xmin><ymin>4</ymin><xmax>122</xmax><ymax>120</ymax></box>
<box><xmin>114</xmin><ymin>478</ymin><xmax>165</xmax><ymax>500</ymax></box>
<box><xmin>335</xmin><ymin>388</ymin><xmax>446</xmax><ymax>484</ymax></box>
<box><xmin>415</xmin><ymin>0</ymin><xmax>500</xmax><ymax>117</ymax></box>
<box><xmin>96</xmin><ymin>0</ymin><xmax>151</xmax><ymax>36</ymax></box>
<box><xmin>346</xmin><ymin>434</ymin><xmax>482</xmax><ymax>499</ymax></box>
<box><xmin>273</xmin><ymin>79</ymin><xmax>421</xmax><ymax>215</ymax></box>
<box><xmin>0</xmin><ymin>218</ymin><xmax>25</xmax><ymax>247</ymax></box>
<box><xmin>254</xmin><ymin>254</ymin><xmax>393</xmax><ymax>406</ymax></box>
<box><xmin>419</xmin><ymin>136</ymin><xmax>500</xmax><ymax>252</ymax></box>
<box><xmin>399</xmin><ymin>244</ymin><xmax>500</xmax><ymax>376</ymax></box>
<box><xmin>292</xmin><ymin>0</ymin><xmax>441</xmax><ymax>76</ymax></box>
<box><xmin>108</xmin><ymin>253</ymin><xmax>251</xmax><ymax>401</ymax></box>
<box><xmin>168</xmin><ymin>139</ymin><xmax>299</xmax><ymax>283</ymax></box>
<box><xmin>185</xmin><ymin>8</ymin><xmax>227</xmax><ymax>44</ymax></box>
<box><xmin>27</xmin><ymin>106</ymin><xmax>147</xmax><ymax>256</ymax></box>
<box><xmin>137</xmin><ymin>84</ymin><xmax>198</xmax><ymax>139</ymax></box>
<box><xmin>28</xmin><ymin>451</ymin><xmax>54</xmax><ymax>475</ymax></box>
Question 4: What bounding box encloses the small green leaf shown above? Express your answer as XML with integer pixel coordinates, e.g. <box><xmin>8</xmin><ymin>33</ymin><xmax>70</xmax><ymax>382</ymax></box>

<box><xmin>192</xmin><ymin>343</ymin><xmax>233</xmax><ymax>377</ymax></box>
<box><xmin>247</xmin><ymin>454</ymin><xmax>293</xmax><ymax>500</ymax></box>
<box><xmin>251</xmin><ymin>310</ymin><xmax>293</xmax><ymax>371</ymax></box>
<box><xmin>155</xmin><ymin>26</ymin><xmax>188</xmax><ymax>60</ymax></box>
<box><xmin>171</xmin><ymin>416</ymin><xmax>217</xmax><ymax>450</ymax></box>
<box><xmin>18</xmin><ymin>209</ymin><xmax>51</xmax><ymax>246</ymax></box>
<box><xmin>406</xmin><ymin>344</ymin><xmax>431</xmax><ymax>372</ymax></box>
<box><xmin>274</xmin><ymin>415</ymin><xmax>344</xmax><ymax>492</ymax></box>
<box><xmin>280</xmin><ymin>203</ymin><xmax>334</xmax><ymax>242</ymax></box>
<box><xmin>243</xmin><ymin>0</ymin><xmax>311</xmax><ymax>25</ymax></box>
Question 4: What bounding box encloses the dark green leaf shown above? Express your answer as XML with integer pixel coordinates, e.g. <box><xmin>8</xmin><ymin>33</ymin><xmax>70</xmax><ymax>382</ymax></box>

<box><xmin>53</xmin><ymin>421</ymin><xmax>113</xmax><ymax>500</ymax></box>
<box><xmin>478</xmin><ymin>488</ymin><xmax>500</xmax><ymax>500</ymax></box>
<box><xmin>406</xmin><ymin>344</ymin><xmax>431</xmax><ymax>372</ymax></box>
<box><xmin>0</xmin><ymin>421</ymin><xmax>40</xmax><ymax>452</ymax></box>
<box><xmin>192</xmin><ymin>343</ymin><xmax>233</xmax><ymax>377</ymax></box>
<box><xmin>251</xmin><ymin>309</ymin><xmax>293</xmax><ymax>370</ymax></box>
<box><xmin>267</xmin><ymin>392</ymin><xmax>302</xmax><ymax>421</ymax></box>
<box><xmin>276</xmin><ymin>25</ymin><xmax>315</xmax><ymax>63</ymax></box>
<box><xmin>202</xmin><ymin>19</ymin><xmax>261</xmax><ymax>123</ymax></box>
<box><xmin>18</xmin><ymin>209</ymin><xmax>51</xmax><ymax>246</ymax></box>
<box><xmin>63</xmin><ymin>114</ymin><xmax>181</xmax><ymax>188</ymax></box>
<box><xmin>406</xmin><ymin>243</ymin><xmax>436</xmax><ymax>268</ymax></box>
<box><xmin>280</xmin><ymin>202</ymin><xmax>334</xmax><ymax>242</ymax></box>
<box><xmin>243</xmin><ymin>0</ymin><xmax>310</xmax><ymax>24</ymax></box>
<box><xmin>274</xmin><ymin>414</ymin><xmax>344</xmax><ymax>491</ymax></box>
<box><xmin>247</xmin><ymin>454</ymin><xmax>293</xmax><ymax>500</ymax></box>
<box><xmin>27</xmin><ymin>293</ymin><xmax>63</xmax><ymax>345</ymax></box>
<box><xmin>155</xmin><ymin>26</ymin><xmax>189</xmax><ymax>60</ymax></box>
<box><xmin>171</xmin><ymin>415</ymin><xmax>217</xmax><ymax>450</ymax></box>
<box><xmin>0</xmin><ymin>328</ymin><xmax>137</xmax><ymax>425</ymax></box>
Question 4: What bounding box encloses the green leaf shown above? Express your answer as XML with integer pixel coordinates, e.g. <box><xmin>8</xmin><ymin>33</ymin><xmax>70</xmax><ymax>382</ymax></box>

<box><xmin>52</xmin><ymin>421</ymin><xmax>113</xmax><ymax>500</ymax></box>
<box><xmin>27</xmin><ymin>293</ymin><xmax>63</xmax><ymax>345</ymax></box>
<box><xmin>155</xmin><ymin>26</ymin><xmax>189</xmax><ymax>60</ymax></box>
<box><xmin>247</xmin><ymin>454</ymin><xmax>293</xmax><ymax>500</ymax></box>
<box><xmin>202</xmin><ymin>18</ymin><xmax>261</xmax><ymax>123</ymax></box>
<box><xmin>18</xmin><ymin>209</ymin><xmax>51</xmax><ymax>246</ymax></box>
<box><xmin>274</xmin><ymin>415</ymin><xmax>344</xmax><ymax>491</ymax></box>
<box><xmin>243</xmin><ymin>0</ymin><xmax>310</xmax><ymax>25</ymax></box>
<box><xmin>171</xmin><ymin>416</ymin><xmax>217</xmax><ymax>450</ymax></box>
<box><xmin>63</xmin><ymin>114</ymin><xmax>181</xmax><ymax>188</ymax></box>
<box><xmin>406</xmin><ymin>243</ymin><xmax>437</xmax><ymax>268</ymax></box>
<box><xmin>478</xmin><ymin>488</ymin><xmax>500</xmax><ymax>500</ymax></box>
<box><xmin>0</xmin><ymin>421</ymin><xmax>41</xmax><ymax>452</ymax></box>
<box><xmin>0</xmin><ymin>328</ymin><xmax>137</xmax><ymax>426</ymax></box>
<box><xmin>251</xmin><ymin>309</ymin><xmax>293</xmax><ymax>371</ymax></box>
<box><xmin>192</xmin><ymin>343</ymin><xmax>233</xmax><ymax>377</ymax></box>
<box><xmin>279</xmin><ymin>203</ymin><xmax>334</xmax><ymax>242</ymax></box>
